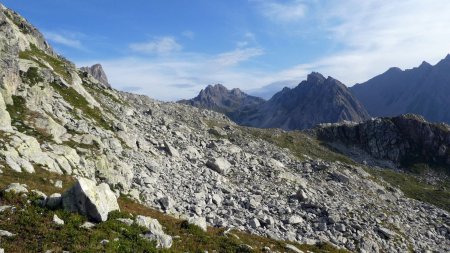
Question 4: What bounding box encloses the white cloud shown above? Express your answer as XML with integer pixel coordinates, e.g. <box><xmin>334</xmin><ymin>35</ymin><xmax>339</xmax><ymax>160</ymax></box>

<box><xmin>254</xmin><ymin>0</ymin><xmax>307</xmax><ymax>23</ymax></box>
<box><xmin>77</xmin><ymin>47</ymin><xmax>265</xmax><ymax>101</ymax></box>
<box><xmin>213</xmin><ymin>48</ymin><xmax>264</xmax><ymax>67</ymax></box>
<box><xmin>129</xmin><ymin>37</ymin><xmax>182</xmax><ymax>55</ymax></box>
<box><xmin>282</xmin><ymin>0</ymin><xmax>450</xmax><ymax>85</ymax></box>
<box><xmin>79</xmin><ymin>1</ymin><xmax>450</xmax><ymax>101</ymax></box>
<box><xmin>44</xmin><ymin>31</ymin><xmax>83</xmax><ymax>49</ymax></box>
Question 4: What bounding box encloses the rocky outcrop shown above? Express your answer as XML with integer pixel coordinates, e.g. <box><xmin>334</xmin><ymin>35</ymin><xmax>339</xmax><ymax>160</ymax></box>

<box><xmin>351</xmin><ymin>55</ymin><xmax>450</xmax><ymax>124</ymax></box>
<box><xmin>62</xmin><ymin>178</ymin><xmax>120</xmax><ymax>222</ymax></box>
<box><xmin>313</xmin><ymin>114</ymin><xmax>450</xmax><ymax>167</ymax></box>
<box><xmin>80</xmin><ymin>64</ymin><xmax>111</xmax><ymax>88</ymax></box>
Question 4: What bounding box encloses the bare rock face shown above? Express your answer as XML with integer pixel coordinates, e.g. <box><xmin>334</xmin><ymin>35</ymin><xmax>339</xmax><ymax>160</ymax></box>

<box><xmin>62</xmin><ymin>178</ymin><xmax>119</xmax><ymax>222</ymax></box>
<box><xmin>80</xmin><ymin>64</ymin><xmax>111</xmax><ymax>88</ymax></box>
<box><xmin>314</xmin><ymin>114</ymin><xmax>450</xmax><ymax>167</ymax></box>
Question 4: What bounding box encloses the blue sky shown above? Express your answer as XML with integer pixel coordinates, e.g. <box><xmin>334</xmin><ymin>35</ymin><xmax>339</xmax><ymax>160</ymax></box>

<box><xmin>3</xmin><ymin>0</ymin><xmax>450</xmax><ymax>100</ymax></box>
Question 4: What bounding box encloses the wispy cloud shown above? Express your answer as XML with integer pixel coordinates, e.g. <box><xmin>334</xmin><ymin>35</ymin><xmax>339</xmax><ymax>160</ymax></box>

<box><xmin>214</xmin><ymin>47</ymin><xmax>264</xmax><ymax>67</ymax></box>
<box><xmin>77</xmin><ymin>46</ymin><xmax>266</xmax><ymax>101</ymax></box>
<box><xmin>253</xmin><ymin>0</ymin><xmax>307</xmax><ymax>23</ymax></box>
<box><xmin>129</xmin><ymin>37</ymin><xmax>182</xmax><ymax>55</ymax></box>
<box><xmin>270</xmin><ymin>0</ymin><xmax>450</xmax><ymax>85</ymax></box>
<box><xmin>44</xmin><ymin>31</ymin><xmax>83</xmax><ymax>49</ymax></box>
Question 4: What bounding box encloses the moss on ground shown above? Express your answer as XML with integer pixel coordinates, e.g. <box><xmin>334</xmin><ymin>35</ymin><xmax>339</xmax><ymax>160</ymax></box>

<box><xmin>19</xmin><ymin>44</ymin><xmax>72</xmax><ymax>83</ymax></box>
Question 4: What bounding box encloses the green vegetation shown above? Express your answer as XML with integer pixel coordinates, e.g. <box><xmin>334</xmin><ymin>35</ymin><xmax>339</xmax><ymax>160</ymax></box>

<box><xmin>0</xmin><ymin>192</ymin><xmax>159</xmax><ymax>253</ymax></box>
<box><xmin>20</xmin><ymin>67</ymin><xmax>44</xmax><ymax>86</ymax></box>
<box><xmin>244</xmin><ymin>127</ymin><xmax>355</xmax><ymax>164</ymax></box>
<box><xmin>0</xmin><ymin>166</ymin><xmax>75</xmax><ymax>195</ymax></box>
<box><xmin>83</xmin><ymin>81</ymin><xmax>127</xmax><ymax>106</ymax></box>
<box><xmin>367</xmin><ymin>168</ymin><xmax>450</xmax><ymax>212</ymax></box>
<box><xmin>5</xmin><ymin>95</ymin><xmax>53</xmax><ymax>143</ymax></box>
<box><xmin>50</xmin><ymin>82</ymin><xmax>112</xmax><ymax>130</ymax></box>
<box><xmin>206</xmin><ymin>119</ymin><xmax>354</xmax><ymax>164</ymax></box>
<box><xmin>19</xmin><ymin>44</ymin><xmax>72</xmax><ymax>83</ymax></box>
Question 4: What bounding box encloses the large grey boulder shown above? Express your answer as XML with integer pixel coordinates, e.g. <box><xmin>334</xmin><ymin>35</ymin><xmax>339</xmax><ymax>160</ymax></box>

<box><xmin>62</xmin><ymin>177</ymin><xmax>119</xmax><ymax>222</ymax></box>
<box><xmin>206</xmin><ymin>157</ymin><xmax>231</xmax><ymax>174</ymax></box>
<box><xmin>135</xmin><ymin>215</ymin><xmax>172</xmax><ymax>248</ymax></box>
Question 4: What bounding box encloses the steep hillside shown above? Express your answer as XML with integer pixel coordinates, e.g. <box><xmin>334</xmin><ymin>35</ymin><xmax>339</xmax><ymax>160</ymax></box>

<box><xmin>0</xmin><ymin>3</ymin><xmax>448</xmax><ymax>253</ymax></box>
<box><xmin>241</xmin><ymin>72</ymin><xmax>370</xmax><ymax>130</ymax></box>
<box><xmin>179</xmin><ymin>84</ymin><xmax>265</xmax><ymax>125</ymax></box>
<box><xmin>351</xmin><ymin>56</ymin><xmax>450</xmax><ymax>124</ymax></box>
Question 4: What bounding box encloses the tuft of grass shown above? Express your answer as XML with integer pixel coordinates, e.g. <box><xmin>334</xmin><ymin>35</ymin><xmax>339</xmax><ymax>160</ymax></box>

<box><xmin>50</xmin><ymin>82</ymin><xmax>112</xmax><ymax>130</ymax></box>
<box><xmin>20</xmin><ymin>67</ymin><xmax>44</xmax><ymax>86</ymax></box>
<box><xmin>0</xmin><ymin>166</ymin><xmax>75</xmax><ymax>195</ymax></box>
<box><xmin>19</xmin><ymin>44</ymin><xmax>72</xmax><ymax>83</ymax></box>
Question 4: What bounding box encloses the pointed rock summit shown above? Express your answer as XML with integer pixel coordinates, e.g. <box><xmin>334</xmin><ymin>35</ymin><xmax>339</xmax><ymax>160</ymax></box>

<box><xmin>239</xmin><ymin>72</ymin><xmax>370</xmax><ymax>130</ymax></box>
<box><xmin>80</xmin><ymin>64</ymin><xmax>111</xmax><ymax>88</ymax></box>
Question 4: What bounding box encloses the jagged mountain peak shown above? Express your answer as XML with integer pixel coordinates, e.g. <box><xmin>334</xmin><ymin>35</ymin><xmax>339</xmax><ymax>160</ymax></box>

<box><xmin>306</xmin><ymin>71</ymin><xmax>326</xmax><ymax>83</ymax></box>
<box><xmin>80</xmin><ymin>63</ymin><xmax>111</xmax><ymax>88</ymax></box>
<box><xmin>237</xmin><ymin>74</ymin><xmax>370</xmax><ymax>130</ymax></box>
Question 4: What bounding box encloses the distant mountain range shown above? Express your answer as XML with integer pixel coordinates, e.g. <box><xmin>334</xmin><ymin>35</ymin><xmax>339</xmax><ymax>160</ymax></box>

<box><xmin>180</xmin><ymin>73</ymin><xmax>369</xmax><ymax>130</ymax></box>
<box><xmin>351</xmin><ymin>55</ymin><xmax>450</xmax><ymax>123</ymax></box>
<box><xmin>178</xmin><ymin>84</ymin><xmax>265</xmax><ymax>125</ymax></box>
<box><xmin>181</xmin><ymin>55</ymin><xmax>450</xmax><ymax>130</ymax></box>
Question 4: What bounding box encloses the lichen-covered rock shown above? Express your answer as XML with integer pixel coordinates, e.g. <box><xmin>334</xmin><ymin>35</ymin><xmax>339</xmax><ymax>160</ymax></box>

<box><xmin>135</xmin><ymin>215</ymin><xmax>172</xmax><ymax>248</ymax></box>
<box><xmin>62</xmin><ymin>177</ymin><xmax>119</xmax><ymax>222</ymax></box>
